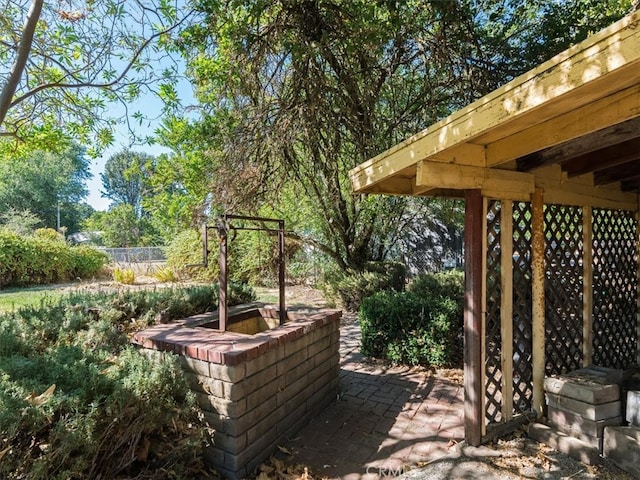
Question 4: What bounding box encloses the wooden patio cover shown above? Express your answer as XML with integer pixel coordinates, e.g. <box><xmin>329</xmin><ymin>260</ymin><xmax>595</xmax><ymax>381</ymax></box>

<box><xmin>349</xmin><ymin>10</ymin><xmax>640</xmax><ymax>446</ymax></box>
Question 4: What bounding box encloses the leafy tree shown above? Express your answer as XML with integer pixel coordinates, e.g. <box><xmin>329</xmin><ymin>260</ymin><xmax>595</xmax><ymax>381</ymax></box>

<box><xmin>174</xmin><ymin>0</ymin><xmax>501</xmax><ymax>271</ymax></box>
<box><xmin>84</xmin><ymin>204</ymin><xmax>159</xmax><ymax>247</ymax></box>
<box><xmin>160</xmin><ymin>0</ymin><xmax>634</xmax><ymax>274</ymax></box>
<box><xmin>0</xmin><ymin>0</ymin><xmax>192</xmax><ymax>153</ymax></box>
<box><xmin>101</xmin><ymin>150</ymin><xmax>156</xmax><ymax>217</ymax></box>
<box><xmin>0</xmin><ymin>144</ymin><xmax>93</xmax><ymax>233</ymax></box>
<box><xmin>0</xmin><ymin>208</ymin><xmax>41</xmax><ymax>236</ymax></box>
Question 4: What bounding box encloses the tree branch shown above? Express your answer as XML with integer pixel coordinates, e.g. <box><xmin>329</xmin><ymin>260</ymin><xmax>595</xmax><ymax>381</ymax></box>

<box><xmin>0</xmin><ymin>0</ymin><xmax>43</xmax><ymax>127</ymax></box>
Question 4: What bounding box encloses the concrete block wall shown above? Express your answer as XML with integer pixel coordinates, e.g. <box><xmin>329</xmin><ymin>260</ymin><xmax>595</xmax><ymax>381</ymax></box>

<box><xmin>133</xmin><ymin>309</ymin><xmax>342</xmax><ymax>479</ymax></box>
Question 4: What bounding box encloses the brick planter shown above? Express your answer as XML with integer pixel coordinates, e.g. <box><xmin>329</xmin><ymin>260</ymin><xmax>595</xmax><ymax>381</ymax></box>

<box><xmin>132</xmin><ymin>305</ymin><xmax>342</xmax><ymax>479</ymax></box>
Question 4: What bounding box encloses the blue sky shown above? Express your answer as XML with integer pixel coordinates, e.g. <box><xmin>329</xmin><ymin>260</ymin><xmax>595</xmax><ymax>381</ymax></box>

<box><xmin>86</xmin><ymin>74</ymin><xmax>196</xmax><ymax>211</ymax></box>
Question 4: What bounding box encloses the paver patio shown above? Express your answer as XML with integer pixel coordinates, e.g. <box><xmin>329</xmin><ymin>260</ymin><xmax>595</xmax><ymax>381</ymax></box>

<box><xmin>276</xmin><ymin>317</ymin><xmax>464</xmax><ymax>479</ymax></box>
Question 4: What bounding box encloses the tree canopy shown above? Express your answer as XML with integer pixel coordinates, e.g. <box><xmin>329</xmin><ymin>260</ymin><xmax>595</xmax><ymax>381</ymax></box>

<box><xmin>0</xmin><ymin>144</ymin><xmax>93</xmax><ymax>233</ymax></box>
<box><xmin>162</xmin><ymin>0</ymin><xmax>633</xmax><ymax>271</ymax></box>
<box><xmin>0</xmin><ymin>0</ymin><xmax>192</xmax><ymax>153</ymax></box>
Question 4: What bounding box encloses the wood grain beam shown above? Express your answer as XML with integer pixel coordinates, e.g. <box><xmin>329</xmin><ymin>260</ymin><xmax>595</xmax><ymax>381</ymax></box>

<box><xmin>563</xmin><ymin>138</ymin><xmax>640</xmax><ymax>178</ymax></box>
<box><xmin>593</xmin><ymin>160</ymin><xmax>640</xmax><ymax>186</ymax></box>
<box><xmin>416</xmin><ymin>161</ymin><xmax>534</xmax><ymax>199</ymax></box>
<box><xmin>487</xmin><ymin>83</ymin><xmax>640</xmax><ymax>167</ymax></box>
<box><xmin>516</xmin><ymin>117</ymin><xmax>640</xmax><ymax>172</ymax></box>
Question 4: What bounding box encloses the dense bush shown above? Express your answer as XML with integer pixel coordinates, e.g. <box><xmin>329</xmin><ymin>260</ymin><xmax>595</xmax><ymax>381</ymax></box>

<box><xmin>0</xmin><ymin>230</ymin><xmax>108</xmax><ymax>287</ymax></box>
<box><xmin>166</xmin><ymin>229</ymin><xmax>218</xmax><ymax>281</ymax></box>
<box><xmin>359</xmin><ymin>271</ymin><xmax>463</xmax><ymax>367</ymax></box>
<box><xmin>0</xmin><ymin>284</ymin><xmax>255</xmax><ymax>479</ymax></box>
<box><xmin>324</xmin><ymin>261</ymin><xmax>406</xmax><ymax>312</ymax></box>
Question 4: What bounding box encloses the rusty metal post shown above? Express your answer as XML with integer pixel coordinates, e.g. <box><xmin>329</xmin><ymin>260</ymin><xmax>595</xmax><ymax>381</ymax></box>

<box><xmin>464</xmin><ymin>189</ymin><xmax>483</xmax><ymax>446</ymax></box>
<box><xmin>219</xmin><ymin>219</ymin><xmax>228</xmax><ymax>331</ymax></box>
<box><xmin>531</xmin><ymin>188</ymin><xmax>545</xmax><ymax>417</ymax></box>
<box><xmin>278</xmin><ymin>220</ymin><xmax>286</xmax><ymax>325</ymax></box>
<box><xmin>202</xmin><ymin>223</ymin><xmax>209</xmax><ymax>267</ymax></box>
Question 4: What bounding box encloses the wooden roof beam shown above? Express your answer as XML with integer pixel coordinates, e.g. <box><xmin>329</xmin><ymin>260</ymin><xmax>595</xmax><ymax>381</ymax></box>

<box><xmin>516</xmin><ymin>117</ymin><xmax>640</xmax><ymax>172</ymax></box>
<box><xmin>562</xmin><ymin>138</ymin><xmax>640</xmax><ymax>178</ymax></box>
<box><xmin>486</xmin><ymin>83</ymin><xmax>640</xmax><ymax>167</ymax></box>
<box><xmin>533</xmin><ymin>166</ymin><xmax>639</xmax><ymax>211</ymax></box>
<box><xmin>592</xmin><ymin>159</ymin><xmax>640</xmax><ymax>186</ymax></box>
<box><xmin>416</xmin><ymin>161</ymin><xmax>534</xmax><ymax>201</ymax></box>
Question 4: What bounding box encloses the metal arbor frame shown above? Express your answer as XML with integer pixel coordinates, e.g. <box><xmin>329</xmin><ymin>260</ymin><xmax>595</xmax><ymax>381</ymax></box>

<box><xmin>202</xmin><ymin>214</ymin><xmax>286</xmax><ymax>331</ymax></box>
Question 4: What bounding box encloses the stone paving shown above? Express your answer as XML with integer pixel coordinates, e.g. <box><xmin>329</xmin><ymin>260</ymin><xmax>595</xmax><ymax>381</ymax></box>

<box><xmin>276</xmin><ymin>317</ymin><xmax>465</xmax><ymax>479</ymax></box>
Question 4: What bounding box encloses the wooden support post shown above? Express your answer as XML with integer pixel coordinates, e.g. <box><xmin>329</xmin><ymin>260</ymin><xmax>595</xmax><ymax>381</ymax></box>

<box><xmin>464</xmin><ymin>189</ymin><xmax>484</xmax><ymax>446</ymax></box>
<box><xmin>278</xmin><ymin>220</ymin><xmax>286</xmax><ymax>325</ymax></box>
<box><xmin>531</xmin><ymin>188</ymin><xmax>545</xmax><ymax>417</ymax></box>
<box><xmin>481</xmin><ymin>197</ymin><xmax>488</xmax><ymax>436</ymax></box>
<box><xmin>501</xmin><ymin>200</ymin><xmax>514</xmax><ymax>421</ymax></box>
<box><xmin>219</xmin><ymin>225</ymin><xmax>228</xmax><ymax>331</ymax></box>
<box><xmin>583</xmin><ymin>206</ymin><xmax>593</xmax><ymax>366</ymax></box>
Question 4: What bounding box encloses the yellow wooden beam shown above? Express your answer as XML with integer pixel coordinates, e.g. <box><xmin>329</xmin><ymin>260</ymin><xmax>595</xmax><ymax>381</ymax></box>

<box><xmin>349</xmin><ymin>9</ymin><xmax>640</xmax><ymax>193</ymax></box>
<box><xmin>416</xmin><ymin>161</ymin><xmax>534</xmax><ymax>199</ymax></box>
<box><xmin>533</xmin><ymin>166</ymin><xmax>639</xmax><ymax>211</ymax></box>
<box><xmin>486</xmin><ymin>83</ymin><xmax>640</xmax><ymax>167</ymax></box>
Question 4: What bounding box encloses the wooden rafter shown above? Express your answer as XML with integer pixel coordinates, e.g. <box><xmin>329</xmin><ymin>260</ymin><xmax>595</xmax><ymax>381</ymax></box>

<box><xmin>592</xmin><ymin>160</ymin><xmax>640</xmax><ymax>186</ymax></box>
<box><xmin>516</xmin><ymin>117</ymin><xmax>640</xmax><ymax>172</ymax></box>
<box><xmin>561</xmin><ymin>138</ymin><xmax>640</xmax><ymax>178</ymax></box>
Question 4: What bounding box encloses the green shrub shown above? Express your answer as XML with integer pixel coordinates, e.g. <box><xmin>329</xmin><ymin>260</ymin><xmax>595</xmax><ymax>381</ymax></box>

<box><xmin>324</xmin><ymin>261</ymin><xmax>406</xmax><ymax>312</ymax></box>
<box><xmin>359</xmin><ymin>271</ymin><xmax>463</xmax><ymax>367</ymax></box>
<box><xmin>113</xmin><ymin>267</ymin><xmax>136</xmax><ymax>284</ymax></box>
<box><xmin>70</xmin><ymin>245</ymin><xmax>108</xmax><ymax>278</ymax></box>
<box><xmin>0</xmin><ymin>230</ymin><xmax>107</xmax><ymax>287</ymax></box>
<box><xmin>0</xmin><ymin>284</ymin><xmax>260</xmax><ymax>479</ymax></box>
<box><xmin>153</xmin><ymin>265</ymin><xmax>178</xmax><ymax>282</ymax></box>
<box><xmin>408</xmin><ymin>270</ymin><xmax>464</xmax><ymax>320</ymax></box>
<box><xmin>166</xmin><ymin>229</ymin><xmax>219</xmax><ymax>281</ymax></box>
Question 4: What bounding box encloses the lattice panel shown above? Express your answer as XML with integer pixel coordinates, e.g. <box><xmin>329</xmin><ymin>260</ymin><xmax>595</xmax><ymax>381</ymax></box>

<box><xmin>485</xmin><ymin>200</ymin><xmax>502</xmax><ymax>425</ymax></box>
<box><xmin>512</xmin><ymin>202</ymin><xmax>533</xmax><ymax>414</ymax></box>
<box><xmin>592</xmin><ymin>209</ymin><xmax>638</xmax><ymax>369</ymax></box>
<box><xmin>544</xmin><ymin>204</ymin><xmax>583</xmax><ymax>376</ymax></box>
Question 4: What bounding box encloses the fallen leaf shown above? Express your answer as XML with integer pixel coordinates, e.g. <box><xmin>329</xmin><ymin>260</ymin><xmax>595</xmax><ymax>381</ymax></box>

<box><xmin>277</xmin><ymin>445</ymin><xmax>292</xmax><ymax>455</ymax></box>
<box><xmin>260</xmin><ymin>463</ymin><xmax>275</xmax><ymax>474</ymax></box>
<box><xmin>447</xmin><ymin>439</ymin><xmax>458</xmax><ymax>448</ymax></box>
<box><xmin>25</xmin><ymin>384</ymin><xmax>56</xmax><ymax>406</ymax></box>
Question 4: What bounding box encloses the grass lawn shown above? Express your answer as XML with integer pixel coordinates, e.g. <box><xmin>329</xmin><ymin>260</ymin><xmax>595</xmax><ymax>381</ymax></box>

<box><xmin>0</xmin><ymin>285</ymin><xmax>67</xmax><ymax>312</ymax></box>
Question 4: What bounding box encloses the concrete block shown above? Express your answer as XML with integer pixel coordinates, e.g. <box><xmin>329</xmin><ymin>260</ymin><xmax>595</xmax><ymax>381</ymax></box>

<box><xmin>626</xmin><ymin>390</ymin><xmax>640</xmax><ymax>426</ymax></box>
<box><xmin>277</xmin><ymin>399</ymin><xmax>308</xmax><ymax>436</ymax></box>
<box><xmin>276</xmin><ymin>348</ymin><xmax>307</xmax><ymax>377</ymax></box>
<box><xmin>528</xmin><ymin>423</ymin><xmax>600</xmax><ymax>465</ymax></box>
<box><xmin>277</xmin><ymin>372</ymin><xmax>309</xmax><ymax>405</ymax></box>
<box><xmin>284</xmin><ymin>357</ymin><xmax>314</xmax><ymax>387</ymax></box>
<box><xmin>244</xmin><ymin>363</ymin><xmax>276</xmax><ymax>395</ymax></box>
<box><xmin>284</xmin><ymin>335</ymin><xmax>308</xmax><ymax>358</ymax></box>
<box><xmin>184</xmin><ymin>372</ymin><xmax>225</xmax><ymax>398</ymax></box>
<box><xmin>544</xmin><ymin>375</ymin><xmax>619</xmax><ymax>404</ymax></box>
<box><xmin>546</xmin><ymin>393</ymin><xmax>620</xmax><ymax>421</ymax></box>
<box><xmin>548</xmin><ymin>406</ymin><xmax>622</xmax><ymax>438</ymax></box>
<box><xmin>245</xmin><ymin>374</ymin><xmax>284</xmax><ymax>411</ymax></box>
<box><xmin>578</xmin><ymin>366</ymin><xmax>623</xmax><ymax>385</ymax></box>
<box><xmin>212</xmin><ymin>430</ymin><xmax>247</xmax><ymax>454</ymax></box>
<box><xmin>229</xmin><ymin>400</ymin><xmax>276</xmax><ymax>437</ymax></box>
<box><xmin>195</xmin><ymin>392</ymin><xmax>247</xmax><ymax>418</ymax></box>
<box><xmin>210</xmin><ymin>362</ymin><xmax>246</xmax><ymax>383</ymax></box>
<box><xmin>179</xmin><ymin>356</ymin><xmax>211</xmax><ymax>377</ymax></box>
<box><xmin>245</xmin><ymin>347</ymin><xmax>281</xmax><ymax>377</ymax></box>
<box><xmin>307</xmin><ymin>332</ymin><xmax>331</xmax><ymax>357</ymax></box>
<box><xmin>604</xmin><ymin>426</ymin><xmax>640</xmax><ymax>478</ymax></box>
